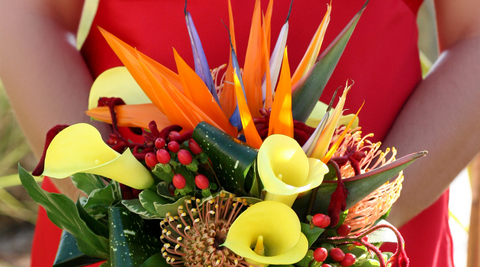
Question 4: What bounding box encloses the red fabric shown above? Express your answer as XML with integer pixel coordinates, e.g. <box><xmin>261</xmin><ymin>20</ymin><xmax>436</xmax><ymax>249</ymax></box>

<box><xmin>32</xmin><ymin>1</ymin><xmax>454</xmax><ymax>266</ymax></box>
<box><xmin>383</xmin><ymin>191</ymin><xmax>454</xmax><ymax>267</ymax></box>
<box><xmin>31</xmin><ymin>178</ymin><xmax>104</xmax><ymax>267</ymax></box>
<box><xmin>31</xmin><ymin>178</ymin><xmax>62</xmax><ymax>267</ymax></box>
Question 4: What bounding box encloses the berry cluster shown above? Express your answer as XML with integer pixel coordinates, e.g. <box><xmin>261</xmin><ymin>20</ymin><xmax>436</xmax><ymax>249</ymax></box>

<box><xmin>309</xmin><ymin>213</ymin><xmax>356</xmax><ymax>267</ymax></box>
<box><xmin>142</xmin><ymin>123</ymin><xmax>216</xmax><ymax>197</ymax></box>
<box><xmin>307</xmin><ymin>212</ymin><xmax>407</xmax><ymax>267</ymax></box>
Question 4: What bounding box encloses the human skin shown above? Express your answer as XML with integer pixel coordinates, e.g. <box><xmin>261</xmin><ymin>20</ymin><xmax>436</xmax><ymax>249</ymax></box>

<box><xmin>0</xmin><ymin>0</ymin><xmax>479</xmax><ymax>227</ymax></box>
<box><xmin>384</xmin><ymin>0</ymin><xmax>480</xmax><ymax>226</ymax></box>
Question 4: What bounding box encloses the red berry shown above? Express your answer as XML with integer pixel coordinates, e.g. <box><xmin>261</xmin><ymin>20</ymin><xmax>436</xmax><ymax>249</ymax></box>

<box><xmin>337</xmin><ymin>224</ymin><xmax>351</xmax><ymax>236</ymax></box>
<box><xmin>330</xmin><ymin>248</ymin><xmax>345</xmax><ymax>262</ymax></box>
<box><xmin>168</xmin><ymin>131</ymin><xmax>181</xmax><ymax>141</ymax></box>
<box><xmin>167</xmin><ymin>141</ymin><xmax>180</xmax><ymax>152</ymax></box>
<box><xmin>145</xmin><ymin>152</ymin><xmax>158</xmax><ymax>167</ymax></box>
<box><xmin>155</xmin><ymin>138</ymin><xmax>166</xmax><ymax>149</ymax></box>
<box><xmin>312</xmin><ymin>214</ymin><xmax>331</xmax><ymax>228</ymax></box>
<box><xmin>339</xmin><ymin>253</ymin><xmax>356</xmax><ymax>267</ymax></box>
<box><xmin>177</xmin><ymin>149</ymin><xmax>193</xmax><ymax>165</ymax></box>
<box><xmin>321</xmin><ymin>265</ymin><xmax>332</xmax><ymax>267</ymax></box>
<box><xmin>156</xmin><ymin>149</ymin><xmax>171</xmax><ymax>164</ymax></box>
<box><xmin>188</xmin><ymin>139</ymin><xmax>202</xmax><ymax>154</ymax></box>
<box><xmin>313</xmin><ymin>247</ymin><xmax>328</xmax><ymax>262</ymax></box>
<box><xmin>172</xmin><ymin>174</ymin><xmax>186</xmax><ymax>189</ymax></box>
<box><xmin>195</xmin><ymin>174</ymin><xmax>209</xmax><ymax>189</ymax></box>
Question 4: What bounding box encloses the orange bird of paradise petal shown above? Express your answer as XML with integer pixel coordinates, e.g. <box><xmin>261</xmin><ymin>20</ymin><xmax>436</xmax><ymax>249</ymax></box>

<box><xmin>242</xmin><ymin>0</ymin><xmax>263</xmax><ymax>117</ymax></box>
<box><xmin>86</xmin><ymin>104</ymin><xmax>170</xmax><ymax>130</ymax></box>
<box><xmin>233</xmin><ymin>71</ymin><xmax>263</xmax><ymax>149</ymax></box>
<box><xmin>268</xmin><ymin>48</ymin><xmax>293</xmax><ymax>138</ymax></box>
<box><xmin>219</xmin><ymin>0</ymin><xmax>238</xmax><ymax>119</ymax></box>
<box><xmin>291</xmin><ymin>3</ymin><xmax>331</xmax><ymax>86</ymax></box>
<box><xmin>98</xmin><ymin>27</ymin><xmax>183</xmax><ymax>114</ymax></box>
<box><xmin>173</xmin><ymin>49</ymin><xmax>237</xmax><ymax>135</ymax></box>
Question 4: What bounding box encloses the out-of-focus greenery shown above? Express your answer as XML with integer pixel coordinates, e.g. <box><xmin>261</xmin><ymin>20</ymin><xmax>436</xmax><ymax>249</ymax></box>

<box><xmin>0</xmin><ymin>80</ymin><xmax>38</xmax><ymax>224</ymax></box>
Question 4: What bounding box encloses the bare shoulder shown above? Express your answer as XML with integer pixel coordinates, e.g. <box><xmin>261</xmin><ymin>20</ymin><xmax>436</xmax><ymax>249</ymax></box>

<box><xmin>0</xmin><ymin>0</ymin><xmax>85</xmax><ymax>33</ymax></box>
<box><xmin>434</xmin><ymin>0</ymin><xmax>480</xmax><ymax>50</ymax></box>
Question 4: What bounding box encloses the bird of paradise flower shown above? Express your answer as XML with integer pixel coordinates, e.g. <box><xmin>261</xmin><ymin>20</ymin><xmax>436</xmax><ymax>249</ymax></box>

<box><xmin>85</xmin><ymin>0</ymin><xmax>367</xmax><ymax>158</ymax></box>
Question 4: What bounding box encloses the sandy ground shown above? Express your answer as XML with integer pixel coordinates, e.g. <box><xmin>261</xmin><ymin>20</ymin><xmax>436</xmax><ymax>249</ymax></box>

<box><xmin>0</xmin><ymin>220</ymin><xmax>34</xmax><ymax>267</ymax></box>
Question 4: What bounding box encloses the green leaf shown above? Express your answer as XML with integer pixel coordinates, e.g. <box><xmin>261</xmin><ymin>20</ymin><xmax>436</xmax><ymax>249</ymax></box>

<box><xmin>18</xmin><ymin>165</ymin><xmax>109</xmax><ymax>259</ymax></box>
<box><xmin>139</xmin><ymin>188</ymin><xmax>170</xmax><ymax>216</ymax></box>
<box><xmin>140</xmin><ymin>253</ymin><xmax>169</xmax><ymax>267</ymax></box>
<box><xmin>291</xmin><ymin>0</ymin><xmax>368</xmax><ymax>122</ymax></box>
<box><xmin>367</xmin><ymin>221</ymin><xmax>398</xmax><ymax>244</ymax></box>
<box><xmin>71</xmin><ymin>173</ymin><xmax>106</xmax><ymax>195</ymax></box>
<box><xmin>108</xmin><ymin>207</ymin><xmax>162</xmax><ymax>267</ymax></box>
<box><xmin>292</xmin><ymin>151</ymin><xmax>426</xmax><ymax>219</ymax></box>
<box><xmin>76</xmin><ymin>201</ymin><xmax>109</xmax><ymax>238</ymax></box>
<box><xmin>359</xmin><ymin>259</ymin><xmax>381</xmax><ymax>267</ymax></box>
<box><xmin>154</xmin><ymin>195</ymin><xmax>190</xmax><ymax>218</ymax></box>
<box><xmin>295</xmin><ymin>250</ymin><xmax>320</xmax><ymax>267</ymax></box>
<box><xmin>122</xmin><ymin>199</ymin><xmax>159</xmax><ymax>219</ymax></box>
<box><xmin>174</xmin><ymin>165</ymin><xmax>196</xmax><ymax>190</ymax></box>
<box><xmin>53</xmin><ymin>231</ymin><xmax>104</xmax><ymax>267</ymax></box>
<box><xmin>300</xmin><ymin>222</ymin><xmax>324</xmax><ymax>248</ymax></box>
<box><xmin>193</xmin><ymin>122</ymin><xmax>258</xmax><ymax>196</ymax></box>
<box><xmin>152</xmin><ymin>164</ymin><xmax>173</xmax><ymax>182</ymax></box>
<box><xmin>156</xmin><ymin>182</ymin><xmax>177</xmax><ymax>201</ymax></box>
<box><xmin>83</xmin><ymin>183</ymin><xmax>122</xmax><ymax>216</ymax></box>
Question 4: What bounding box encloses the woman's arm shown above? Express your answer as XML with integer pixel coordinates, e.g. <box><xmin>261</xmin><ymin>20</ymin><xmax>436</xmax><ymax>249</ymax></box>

<box><xmin>0</xmin><ymin>0</ymin><xmax>108</xmax><ymax>200</ymax></box>
<box><xmin>385</xmin><ymin>0</ymin><xmax>480</xmax><ymax>227</ymax></box>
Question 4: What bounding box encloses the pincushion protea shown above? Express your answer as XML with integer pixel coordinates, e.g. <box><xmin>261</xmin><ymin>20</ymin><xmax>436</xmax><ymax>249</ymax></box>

<box><xmin>160</xmin><ymin>193</ymin><xmax>252</xmax><ymax>267</ymax></box>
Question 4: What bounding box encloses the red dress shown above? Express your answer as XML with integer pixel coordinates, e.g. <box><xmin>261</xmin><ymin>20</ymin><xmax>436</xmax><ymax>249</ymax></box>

<box><xmin>31</xmin><ymin>1</ymin><xmax>453</xmax><ymax>266</ymax></box>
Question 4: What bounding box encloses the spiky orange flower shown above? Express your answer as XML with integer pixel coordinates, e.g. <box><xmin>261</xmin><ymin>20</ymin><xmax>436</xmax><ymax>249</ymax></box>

<box><xmin>329</xmin><ymin>126</ymin><xmax>403</xmax><ymax>233</ymax></box>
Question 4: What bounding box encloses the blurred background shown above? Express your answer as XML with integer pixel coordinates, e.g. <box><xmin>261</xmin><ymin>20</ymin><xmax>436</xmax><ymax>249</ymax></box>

<box><xmin>0</xmin><ymin>0</ymin><xmax>474</xmax><ymax>266</ymax></box>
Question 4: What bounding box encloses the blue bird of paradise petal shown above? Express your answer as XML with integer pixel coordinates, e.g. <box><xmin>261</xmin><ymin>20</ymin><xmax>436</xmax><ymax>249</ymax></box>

<box><xmin>185</xmin><ymin>10</ymin><xmax>220</xmax><ymax>105</ymax></box>
<box><xmin>227</xmin><ymin>36</ymin><xmax>248</xmax><ymax>132</ymax></box>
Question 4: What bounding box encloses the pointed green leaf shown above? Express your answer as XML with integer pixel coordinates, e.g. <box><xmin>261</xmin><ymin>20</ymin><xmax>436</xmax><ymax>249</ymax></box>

<box><xmin>366</xmin><ymin>220</ymin><xmax>398</xmax><ymax>244</ymax></box>
<box><xmin>108</xmin><ymin>207</ymin><xmax>162</xmax><ymax>267</ymax></box>
<box><xmin>291</xmin><ymin>0</ymin><xmax>368</xmax><ymax>122</ymax></box>
<box><xmin>156</xmin><ymin>182</ymin><xmax>178</xmax><ymax>201</ymax></box>
<box><xmin>295</xmin><ymin>250</ymin><xmax>320</xmax><ymax>267</ymax></box>
<box><xmin>154</xmin><ymin>195</ymin><xmax>190</xmax><ymax>218</ymax></box>
<box><xmin>53</xmin><ymin>231</ymin><xmax>104</xmax><ymax>267</ymax></box>
<box><xmin>76</xmin><ymin>201</ymin><xmax>109</xmax><ymax>238</ymax></box>
<box><xmin>192</xmin><ymin>122</ymin><xmax>258</xmax><ymax>196</ymax></box>
<box><xmin>71</xmin><ymin>173</ymin><xmax>106</xmax><ymax>195</ymax></box>
<box><xmin>121</xmin><ymin>198</ymin><xmax>159</xmax><ymax>219</ymax></box>
<box><xmin>140</xmin><ymin>252</ymin><xmax>169</xmax><ymax>267</ymax></box>
<box><xmin>300</xmin><ymin>223</ymin><xmax>324</xmax><ymax>248</ymax></box>
<box><xmin>292</xmin><ymin>151</ymin><xmax>426</xmax><ymax>219</ymax></box>
<box><xmin>83</xmin><ymin>183</ymin><xmax>122</xmax><ymax>216</ymax></box>
<box><xmin>139</xmin><ymin>188</ymin><xmax>170</xmax><ymax>216</ymax></box>
<box><xmin>18</xmin><ymin>165</ymin><xmax>109</xmax><ymax>259</ymax></box>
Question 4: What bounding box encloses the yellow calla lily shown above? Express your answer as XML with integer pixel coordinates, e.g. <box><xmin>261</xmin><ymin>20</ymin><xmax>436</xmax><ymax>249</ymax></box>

<box><xmin>257</xmin><ymin>134</ymin><xmax>328</xmax><ymax>207</ymax></box>
<box><xmin>306</xmin><ymin>100</ymin><xmax>359</xmax><ymax>129</ymax></box>
<box><xmin>223</xmin><ymin>201</ymin><xmax>308</xmax><ymax>266</ymax></box>
<box><xmin>42</xmin><ymin>123</ymin><xmax>153</xmax><ymax>189</ymax></box>
<box><xmin>88</xmin><ymin>66</ymin><xmax>152</xmax><ymax>110</ymax></box>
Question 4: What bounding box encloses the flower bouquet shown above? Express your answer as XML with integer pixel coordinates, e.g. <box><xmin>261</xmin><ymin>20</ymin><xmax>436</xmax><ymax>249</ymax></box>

<box><xmin>20</xmin><ymin>1</ymin><xmax>426</xmax><ymax>267</ymax></box>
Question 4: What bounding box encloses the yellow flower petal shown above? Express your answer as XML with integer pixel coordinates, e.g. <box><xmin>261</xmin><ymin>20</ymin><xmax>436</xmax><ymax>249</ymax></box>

<box><xmin>306</xmin><ymin>101</ymin><xmax>359</xmax><ymax>129</ymax></box>
<box><xmin>223</xmin><ymin>201</ymin><xmax>308</xmax><ymax>265</ymax></box>
<box><xmin>43</xmin><ymin>123</ymin><xmax>153</xmax><ymax>189</ymax></box>
<box><xmin>258</xmin><ymin>135</ymin><xmax>328</xmax><ymax>207</ymax></box>
<box><xmin>311</xmin><ymin>82</ymin><xmax>353</xmax><ymax>159</ymax></box>
<box><xmin>88</xmin><ymin>67</ymin><xmax>151</xmax><ymax>110</ymax></box>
